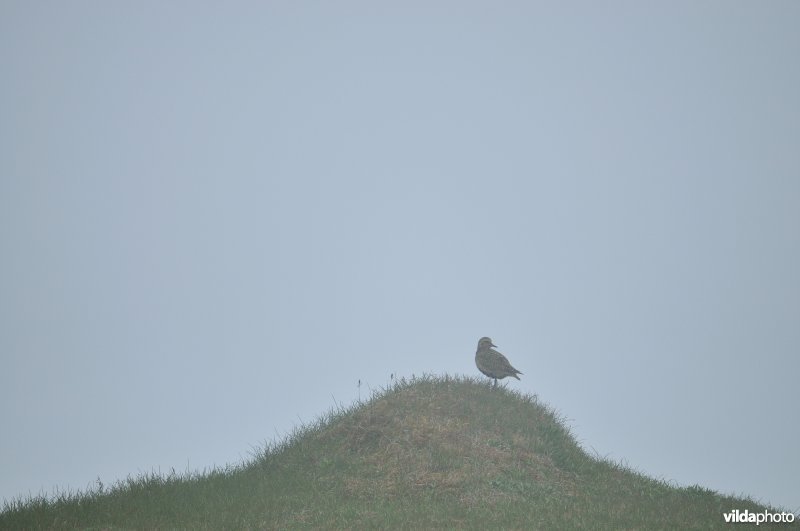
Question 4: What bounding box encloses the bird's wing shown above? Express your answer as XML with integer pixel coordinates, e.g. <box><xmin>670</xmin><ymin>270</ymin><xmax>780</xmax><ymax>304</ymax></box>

<box><xmin>491</xmin><ymin>348</ymin><xmax>509</xmax><ymax>362</ymax></box>
<box><xmin>492</xmin><ymin>349</ymin><xmax>520</xmax><ymax>372</ymax></box>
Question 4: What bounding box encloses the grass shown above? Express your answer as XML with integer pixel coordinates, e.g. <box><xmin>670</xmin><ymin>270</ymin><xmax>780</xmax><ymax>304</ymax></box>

<box><xmin>1</xmin><ymin>374</ymin><xmax>795</xmax><ymax>529</ymax></box>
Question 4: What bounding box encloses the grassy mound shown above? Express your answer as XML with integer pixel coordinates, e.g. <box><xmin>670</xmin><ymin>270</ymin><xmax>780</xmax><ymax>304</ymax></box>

<box><xmin>0</xmin><ymin>375</ymin><xmax>790</xmax><ymax>529</ymax></box>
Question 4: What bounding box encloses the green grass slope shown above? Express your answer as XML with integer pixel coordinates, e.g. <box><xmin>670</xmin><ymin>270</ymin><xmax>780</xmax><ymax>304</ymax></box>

<box><xmin>1</xmin><ymin>375</ymin><xmax>793</xmax><ymax>529</ymax></box>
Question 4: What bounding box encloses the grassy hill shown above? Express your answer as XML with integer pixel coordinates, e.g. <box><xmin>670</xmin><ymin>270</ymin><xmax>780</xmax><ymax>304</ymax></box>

<box><xmin>1</xmin><ymin>375</ymin><xmax>793</xmax><ymax>529</ymax></box>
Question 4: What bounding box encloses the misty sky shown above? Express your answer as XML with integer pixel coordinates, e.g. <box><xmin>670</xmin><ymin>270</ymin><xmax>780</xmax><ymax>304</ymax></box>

<box><xmin>1</xmin><ymin>1</ymin><xmax>798</xmax><ymax>513</ymax></box>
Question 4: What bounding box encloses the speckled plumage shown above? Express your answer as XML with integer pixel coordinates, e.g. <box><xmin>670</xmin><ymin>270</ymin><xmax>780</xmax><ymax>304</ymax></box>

<box><xmin>475</xmin><ymin>337</ymin><xmax>522</xmax><ymax>385</ymax></box>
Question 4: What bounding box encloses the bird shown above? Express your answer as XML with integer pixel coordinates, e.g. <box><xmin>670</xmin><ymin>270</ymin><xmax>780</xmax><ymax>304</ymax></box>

<box><xmin>475</xmin><ymin>337</ymin><xmax>522</xmax><ymax>386</ymax></box>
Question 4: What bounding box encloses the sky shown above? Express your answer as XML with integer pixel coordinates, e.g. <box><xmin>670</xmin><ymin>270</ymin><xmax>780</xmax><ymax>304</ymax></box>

<box><xmin>1</xmin><ymin>1</ymin><xmax>798</xmax><ymax>514</ymax></box>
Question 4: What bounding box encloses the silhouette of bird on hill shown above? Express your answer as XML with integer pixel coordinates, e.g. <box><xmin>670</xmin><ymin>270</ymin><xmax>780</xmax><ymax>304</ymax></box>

<box><xmin>475</xmin><ymin>337</ymin><xmax>522</xmax><ymax>386</ymax></box>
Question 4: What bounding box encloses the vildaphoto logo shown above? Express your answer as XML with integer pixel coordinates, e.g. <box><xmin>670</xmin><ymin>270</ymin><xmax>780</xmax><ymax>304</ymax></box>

<box><xmin>723</xmin><ymin>509</ymin><xmax>795</xmax><ymax>525</ymax></box>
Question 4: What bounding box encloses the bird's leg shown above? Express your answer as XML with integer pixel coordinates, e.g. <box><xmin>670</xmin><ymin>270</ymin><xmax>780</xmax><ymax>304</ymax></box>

<box><xmin>493</xmin><ymin>378</ymin><xmax>497</xmax><ymax>387</ymax></box>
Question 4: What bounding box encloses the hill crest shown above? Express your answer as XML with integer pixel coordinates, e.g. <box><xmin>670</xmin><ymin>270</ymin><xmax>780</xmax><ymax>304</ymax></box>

<box><xmin>1</xmin><ymin>374</ymin><xmax>792</xmax><ymax>529</ymax></box>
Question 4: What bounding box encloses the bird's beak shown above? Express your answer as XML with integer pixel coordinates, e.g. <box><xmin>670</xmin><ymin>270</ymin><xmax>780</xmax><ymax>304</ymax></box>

<box><xmin>491</xmin><ymin>342</ymin><xmax>497</xmax><ymax>347</ymax></box>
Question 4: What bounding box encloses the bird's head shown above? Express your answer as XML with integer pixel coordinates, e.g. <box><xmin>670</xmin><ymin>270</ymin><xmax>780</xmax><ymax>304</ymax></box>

<box><xmin>478</xmin><ymin>337</ymin><xmax>497</xmax><ymax>349</ymax></box>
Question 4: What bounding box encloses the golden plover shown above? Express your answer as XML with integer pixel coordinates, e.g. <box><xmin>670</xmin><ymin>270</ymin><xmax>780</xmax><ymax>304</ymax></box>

<box><xmin>475</xmin><ymin>337</ymin><xmax>522</xmax><ymax>386</ymax></box>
